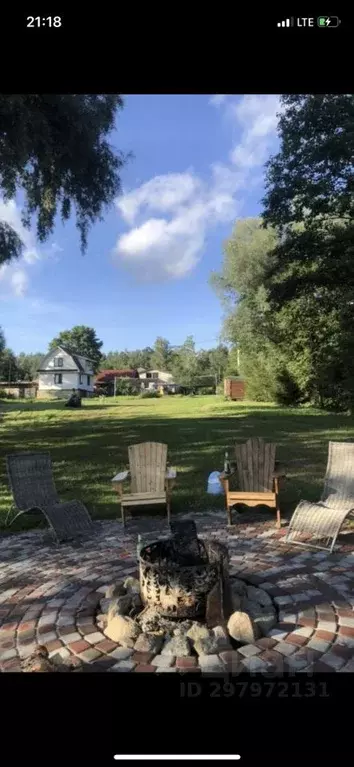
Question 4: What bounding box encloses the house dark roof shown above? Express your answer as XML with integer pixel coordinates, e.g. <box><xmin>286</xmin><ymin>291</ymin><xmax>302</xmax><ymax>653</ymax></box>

<box><xmin>37</xmin><ymin>346</ymin><xmax>94</xmax><ymax>373</ymax></box>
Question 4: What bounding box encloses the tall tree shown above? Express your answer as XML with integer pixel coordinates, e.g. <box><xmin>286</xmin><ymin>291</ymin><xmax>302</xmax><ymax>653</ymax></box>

<box><xmin>49</xmin><ymin>326</ymin><xmax>103</xmax><ymax>372</ymax></box>
<box><xmin>16</xmin><ymin>352</ymin><xmax>43</xmax><ymax>381</ymax></box>
<box><xmin>0</xmin><ymin>95</ymin><xmax>127</xmax><ymax>265</ymax></box>
<box><xmin>151</xmin><ymin>337</ymin><xmax>173</xmax><ymax>371</ymax></box>
<box><xmin>211</xmin><ymin>218</ymin><xmax>283</xmax><ymax>400</ymax></box>
<box><xmin>0</xmin><ymin>348</ymin><xmax>20</xmax><ymax>382</ymax></box>
<box><xmin>262</xmin><ymin>95</ymin><xmax>354</xmax><ymax>409</ymax></box>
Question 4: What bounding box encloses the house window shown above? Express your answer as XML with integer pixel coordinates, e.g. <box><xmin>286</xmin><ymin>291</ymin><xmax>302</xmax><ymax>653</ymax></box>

<box><xmin>146</xmin><ymin>372</ymin><xmax>152</xmax><ymax>379</ymax></box>
<box><xmin>54</xmin><ymin>357</ymin><xmax>63</xmax><ymax>367</ymax></box>
<box><xmin>54</xmin><ymin>373</ymin><xmax>62</xmax><ymax>384</ymax></box>
<box><xmin>87</xmin><ymin>375</ymin><xmax>91</xmax><ymax>386</ymax></box>
<box><xmin>79</xmin><ymin>374</ymin><xmax>83</xmax><ymax>385</ymax></box>
<box><xmin>152</xmin><ymin>372</ymin><xmax>158</xmax><ymax>379</ymax></box>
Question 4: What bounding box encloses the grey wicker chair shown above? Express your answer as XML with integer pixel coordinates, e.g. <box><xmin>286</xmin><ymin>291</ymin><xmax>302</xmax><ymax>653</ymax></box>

<box><xmin>286</xmin><ymin>441</ymin><xmax>354</xmax><ymax>553</ymax></box>
<box><xmin>6</xmin><ymin>452</ymin><xmax>94</xmax><ymax>543</ymax></box>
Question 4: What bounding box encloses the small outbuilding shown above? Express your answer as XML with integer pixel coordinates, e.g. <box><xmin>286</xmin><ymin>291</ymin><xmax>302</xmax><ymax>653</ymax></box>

<box><xmin>224</xmin><ymin>376</ymin><xmax>245</xmax><ymax>400</ymax></box>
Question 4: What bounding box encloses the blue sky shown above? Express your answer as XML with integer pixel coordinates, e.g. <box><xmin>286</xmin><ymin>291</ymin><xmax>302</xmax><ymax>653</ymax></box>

<box><xmin>0</xmin><ymin>95</ymin><xmax>280</xmax><ymax>355</ymax></box>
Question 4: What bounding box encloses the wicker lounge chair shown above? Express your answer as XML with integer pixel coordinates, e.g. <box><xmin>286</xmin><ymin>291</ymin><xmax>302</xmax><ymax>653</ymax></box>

<box><xmin>6</xmin><ymin>452</ymin><xmax>94</xmax><ymax>543</ymax></box>
<box><xmin>111</xmin><ymin>441</ymin><xmax>177</xmax><ymax>527</ymax></box>
<box><xmin>286</xmin><ymin>441</ymin><xmax>354</xmax><ymax>553</ymax></box>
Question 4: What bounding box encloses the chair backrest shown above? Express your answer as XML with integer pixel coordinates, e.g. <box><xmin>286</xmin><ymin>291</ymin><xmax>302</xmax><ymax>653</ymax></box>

<box><xmin>6</xmin><ymin>452</ymin><xmax>60</xmax><ymax>511</ymax></box>
<box><xmin>128</xmin><ymin>442</ymin><xmax>168</xmax><ymax>493</ymax></box>
<box><xmin>234</xmin><ymin>437</ymin><xmax>276</xmax><ymax>492</ymax></box>
<box><xmin>321</xmin><ymin>441</ymin><xmax>354</xmax><ymax>509</ymax></box>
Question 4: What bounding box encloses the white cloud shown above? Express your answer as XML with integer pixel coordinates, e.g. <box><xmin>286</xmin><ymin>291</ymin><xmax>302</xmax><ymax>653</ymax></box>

<box><xmin>113</xmin><ymin>95</ymin><xmax>281</xmax><ymax>281</ymax></box>
<box><xmin>11</xmin><ymin>269</ymin><xmax>28</xmax><ymax>297</ymax></box>
<box><xmin>0</xmin><ymin>199</ymin><xmax>63</xmax><ymax>296</ymax></box>
<box><xmin>209</xmin><ymin>95</ymin><xmax>227</xmax><ymax>107</ymax></box>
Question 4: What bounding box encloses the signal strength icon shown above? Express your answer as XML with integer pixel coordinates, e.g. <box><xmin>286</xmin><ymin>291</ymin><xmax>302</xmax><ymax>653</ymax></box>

<box><xmin>277</xmin><ymin>18</ymin><xmax>294</xmax><ymax>27</ymax></box>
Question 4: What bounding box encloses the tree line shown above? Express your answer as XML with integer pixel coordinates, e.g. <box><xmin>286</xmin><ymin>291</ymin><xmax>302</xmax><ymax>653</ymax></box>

<box><xmin>212</xmin><ymin>95</ymin><xmax>354</xmax><ymax>411</ymax></box>
<box><xmin>0</xmin><ymin>325</ymin><xmax>234</xmax><ymax>388</ymax></box>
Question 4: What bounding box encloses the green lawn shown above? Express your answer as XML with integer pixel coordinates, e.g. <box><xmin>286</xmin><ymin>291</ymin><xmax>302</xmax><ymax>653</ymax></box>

<box><xmin>1</xmin><ymin>394</ymin><xmax>354</xmax><ymax>533</ymax></box>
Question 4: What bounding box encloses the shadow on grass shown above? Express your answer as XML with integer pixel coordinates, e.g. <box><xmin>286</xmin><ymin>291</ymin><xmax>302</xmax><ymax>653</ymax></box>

<box><xmin>1</xmin><ymin>400</ymin><xmax>354</xmax><ymax>532</ymax></box>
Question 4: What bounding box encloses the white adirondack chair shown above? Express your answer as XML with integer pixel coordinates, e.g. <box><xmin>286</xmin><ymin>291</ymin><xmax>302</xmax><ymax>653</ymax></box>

<box><xmin>111</xmin><ymin>442</ymin><xmax>177</xmax><ymax>527</ymax></box>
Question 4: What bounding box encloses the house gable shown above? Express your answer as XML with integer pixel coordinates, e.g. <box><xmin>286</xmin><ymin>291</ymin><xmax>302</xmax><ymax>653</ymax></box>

<box><xmin>37</xmin><ymin>347</ymin><xmax>93</xmax><ymax>375</ymax></box>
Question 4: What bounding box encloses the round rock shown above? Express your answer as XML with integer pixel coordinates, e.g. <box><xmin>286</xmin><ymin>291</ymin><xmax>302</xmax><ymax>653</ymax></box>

<box><xmin>105</xmin><ymin>615</ymin><xmax>141</xmax><ymax>647</ymax></box>
<box><xmin>134</xmin><ymin>632</ymin><xmax>164</xmax><ymax>654</ymax></box>
<box><xmin>108</xmin><ymin>594</ymin><xmax>132</xmax><ymax>619</ymax></box>
<box><xmin>162</xmin><ymin>634</ymin><xmax>191</xmax><ymax>656</ymax></box>
<box><xmin>227</xmin><ymin>611</ymin><xmax>261</xmax><ymax>644</ymax></box>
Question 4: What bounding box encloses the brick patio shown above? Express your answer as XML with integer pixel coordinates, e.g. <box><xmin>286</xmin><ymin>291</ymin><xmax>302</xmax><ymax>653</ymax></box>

<box><xmin>1</xmin><ymin>510</ymin><xmax>354</xmax><ymax>673</ymax></box>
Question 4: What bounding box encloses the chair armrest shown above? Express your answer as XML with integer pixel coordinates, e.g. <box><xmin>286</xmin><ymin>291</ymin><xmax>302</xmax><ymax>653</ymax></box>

<box><xmin>166</xmin><ymin>467</ymin><xmax>177</xmax><ymax>480</ymax></box>
<box><xmin>112</xmin><ymin>470</ymin><xmax>130</xmax><ymax>483</ymax></box>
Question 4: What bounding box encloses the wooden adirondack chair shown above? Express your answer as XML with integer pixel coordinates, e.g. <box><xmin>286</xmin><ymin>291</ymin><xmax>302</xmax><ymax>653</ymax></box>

<box><xmin>111</xmin><ymin>442</ymin><xmax>177</xmax><ymax>527</ymax></box>
<box><xmin>219</xmin><ymin>437</ymin><xmax>285</xmax><ymax>528</ymax></box>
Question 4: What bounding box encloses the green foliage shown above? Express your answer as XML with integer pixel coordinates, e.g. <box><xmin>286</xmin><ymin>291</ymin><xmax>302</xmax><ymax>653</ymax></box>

<box><xmin>49</xmin><ymin>326</ymin><xmax>103</xmax><ymax>372</ymax></box>
<box><xmin>114</xmin><ymin>379</ymin><xmax>138</xmax><ymax>396</ymax></box>
<box><xmin>0</xmin><ymin>95</ymin><xmax>127</xmax><ymax>264</ymax></box>
<box><xmin>274</xmin><ymin>369</ymin><xmax>302</xmax><ymax>407</ymax></box>
<box><xmin>262</xmin><ymin>95</ymin><xmax>354</xmax><ymax>410</ymax></box>
<box><xmin>151</xmin><ymin>337</ymin><xmax>173</xmax><ymax>371</ymax></box>
<box><xmin>212</xmin><ymin>217</ymin><xmax>280</xmax><ymax>402</ymax></box>
<box><xmin>0</xmin><ymin>388</ymin><xmax>15</xmax><ymax>399</ymax></box>
<box><xmin>0</xmin><ymin>348</ymin><xmax>20</xmax><ymax>382</ymax></box>
<box><xmin>15</xmin><ymin>352</ymin><xmax>43</xmax><ymax>381</ymax></box>
<box><xmin>139</xmin><ymin>389</ymin><xmax>161</xmax><ymax>399</ymax></box>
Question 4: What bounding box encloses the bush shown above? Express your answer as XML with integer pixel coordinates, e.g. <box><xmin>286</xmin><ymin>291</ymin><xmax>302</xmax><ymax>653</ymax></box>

<box><xmin>0</xmin><ymin>389</ymin><xmax>15</xmax><ymax>399</ymax></box>
<box><xmin>114</xmin><ymin>379</ymin><xmax>138</xmax><ymax>396</ymax></box>
<box><xmin>274</xmin><ymin>369</ymin><xmax>302</xmax><ymax>406</ymax></box>
<box><xmin>139</xmin><ymin>389</ymin><xmax>161</xmax><ymax>399</ymax></box>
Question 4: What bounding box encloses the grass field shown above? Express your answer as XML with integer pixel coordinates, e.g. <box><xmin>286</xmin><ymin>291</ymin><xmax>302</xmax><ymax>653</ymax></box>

<box><xmin>1</xmin><ymin>394</ymin><xmax>354</xmax><ymax>533</ymax></box>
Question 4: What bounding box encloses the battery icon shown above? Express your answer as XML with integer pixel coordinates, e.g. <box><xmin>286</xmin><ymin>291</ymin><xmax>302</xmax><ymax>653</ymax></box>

<box><xmin>317</xmin><ymin>16</ymin><xmax>341</xmax><ymax>27</ymax></box>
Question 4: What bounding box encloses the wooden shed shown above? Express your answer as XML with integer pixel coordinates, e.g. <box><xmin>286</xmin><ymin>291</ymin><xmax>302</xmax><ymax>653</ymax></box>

<box><xmin>224</xmin><ymin>376</ymin><xmax>245</xmax><ymax>400</ymax></box>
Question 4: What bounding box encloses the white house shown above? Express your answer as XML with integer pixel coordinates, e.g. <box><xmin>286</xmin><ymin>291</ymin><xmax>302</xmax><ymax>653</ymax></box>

<box><xmin>37</xmin><ymin>346</ymin><xmax>94</xmax><ymax>399</ymax></box>
<box><xmin>138</xmin><ymin>369</ymin><xmax>177</xmax><ymax>392</ymax></box>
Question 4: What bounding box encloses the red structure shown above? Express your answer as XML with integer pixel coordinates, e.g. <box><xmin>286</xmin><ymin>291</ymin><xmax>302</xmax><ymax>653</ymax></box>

<box><xmin>95</xmin><ymin>369</ymin><xmax>139</xmax><ymax>384</ymax></box>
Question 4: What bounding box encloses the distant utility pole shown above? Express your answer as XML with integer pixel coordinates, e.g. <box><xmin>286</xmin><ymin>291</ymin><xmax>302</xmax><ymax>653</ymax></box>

<box><xmin>113</xmin><ymin>376</ymin><xmax>117</xmax><ymax>397</ymax></box>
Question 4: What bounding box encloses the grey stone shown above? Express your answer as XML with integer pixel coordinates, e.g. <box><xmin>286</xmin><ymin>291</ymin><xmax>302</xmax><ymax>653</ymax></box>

<box><xmin>194</xmin><ymin>635</ymin><xmax>221</xmax><ymax>655</ymax></box>
<box><xmin>99</xmin><ymin>598</ymin><xmax>111</xmax><ymax>614</ymax></box>
<box><xmin>106</xmin><ymin>582</ymin><xmax>126</xmax><ymax>599</ymax></box>
<box><xmin>230</xmin><ymin>578</ymin><xmax>248</xmax><ymax>610</ymax></box>
<box><xmin>108</xmin><ymin>594</ymin><xmax>132</xmax><ymax>619</ymax></box>
<box><xmin>242</xmin><ymin>598</ymin><xmax>277</xmax><ymax>635</ymax></box>
<box><xmin>124</xmin><ymin>577</ymin><xmax>141</xmax><ymax>594</ymax></box>
<box><xmin>212</xmin><ymin>625</ymin><xmax>232</xmax><ymax>650</ymax></box>
<box><xmin>227</xmin><ymin>611</ymin><xmax>261</xmax><ymax>645</ymax></box>
<box><xmin>246</xmin><ymin>585</ymin><xmax>273</xmax><ymax>607</ymax></box>
<box><xmin>161</xmin><ymin>634</ymin><xmax>191</xmax><ymax>656</ymax></box>
<box><xmin>186</xmin><ymin>623</ymin><xmax>211</xmax><ymax>644</ymax></box>
<box><xmin>105</xmin><ymin>614</ymin><xmax>141</xmax><ymax>647</ymax></box>
<box><xmin>134</xmin><ymin>632</ymin><xmax>164</xmax><ymax>654</ymax></box>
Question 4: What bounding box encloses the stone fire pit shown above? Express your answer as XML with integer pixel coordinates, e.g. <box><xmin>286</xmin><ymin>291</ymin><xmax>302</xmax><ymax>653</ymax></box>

<box><xmin>97</xmin><ymin>520</ymin><xmax>277</xmax><ymax>667</ymax></box>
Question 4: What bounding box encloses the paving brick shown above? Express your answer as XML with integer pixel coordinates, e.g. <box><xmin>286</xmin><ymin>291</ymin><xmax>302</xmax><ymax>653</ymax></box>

<box><xmin>317</xmin><ymin>621</ymin><xmax>337</xmax><ymax>634</ymax></box>
<box><xmin>155</xmin><ymin>666</ymin><xmax>177</xmax><ymax>672</ymax></box>
<box><xmin>241</xmin><ymin>656</ymin><xmax>269</xmax><ymax>672</ymax></box>
<box><xmin>255</xmin><ymin>637</ymin><xmax>278</xmax><ymax>650</ymax></box>
<box><xmin>152</xmin><ymin>654</ymin><xmax>175</xmax><ymax>667</ymax></box>
<box><xmin>83</xmin><ymin>632</ymin><xmax>105</xmax><ymax>645</ymax></box>
<box><xmin>307</xmin><ymin>638</ymin><xmax>331</xmax><ymax>653</ymax></box>
<box><xmin>320</xmin><ymin>652</ymin><xmax>346</xmax><ymax>670</ymax></box>
<box><xmin>292</xmin><ymin>626</ymin><xmax>314</xmax><ymax>638</ymax></box>
<box><xmin>0</xmin><ymin>648</ymin><xmax>17</xmax><ymax>661</ymax></box>
<box><xmin>275</xmin><ymin>642</ymin><xmax>298</xmax><ymax>656</ymax></box>
<box><xmin>331</xmin><ymin>644</ymin><xmax>354</xmax><ymax>660</ymax></box>
<box><xmin>94</xmin><ymin>639</ymin><xmax>117</xmax><ymax>654</ymax></box>
<box><xmin>298</xmin><ymin>617</ymin><xmax>316</xmax><ymax>628</ymax></box>
<box><xmin>68</xmin><ymin>639</ymin><xmax>90</xmax><ymax>654</ymax></box>
<box><xmin>110</xmin><ymin>659</ymin><xmax>136</xmax><ymax>672</ymax></box>
<box><xmin>338</xmin><ymin>616</ymin><xmax>354</xmax><ymax>628</ymax></box>
<box><xmin>37</xmin><ymin>631</ymin><xmax>58</xmax><ymax>645</ymax></box>
<box><xmin>59</xmin><ymin>625</ymin><xmax>77</xmax><ymax>636</ymax></box>
<box><xmin>219</xmin><ymin>650</ymin><xmax>242</xmax><ymax>670</ymax></box>
<box><xmin>134</xmin><ymin>664</ymin><xmax>156</xmax><ymax>672</ymax></box>
<box><xmin>176</xmin><ymin>656</ymin><xmax>197</xmax><ymax>668</ymax></box>
<box><xmin>199</xmin><ymin>654</ymin><xmax>225</xmax><ymax>672</ymax></box>
<box><xmin>78</xmin><ymin>648</ymin><xmax>102</xmax><ymax>662</ymax></box>
<box><xmin>285</xmin><ymin>633</ymin><xmax>308</xmax><ymax>646</ymax></box>
<box><xmin>61</xmin><ymin>632</ymin><xmax>82</xmax><ymax>645</ymax></box>
<box><xmin>238</xmin><ymin>644</ymin><xmax>262</xmax><ymax>658</ymax></box>
<box><xmin>109</xmin><ymin>647</ymin><xmax>134</xmax><ymax>660</ymax></box>
<box><xmin>132</xmin><ymin>651</ymin><xmax>154</xmax><ymax>664</ymax></box>
<box><xmin>267</xmin><ymin>628</ymin><xmax>288</xmax><ymax>640</ymax></box>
